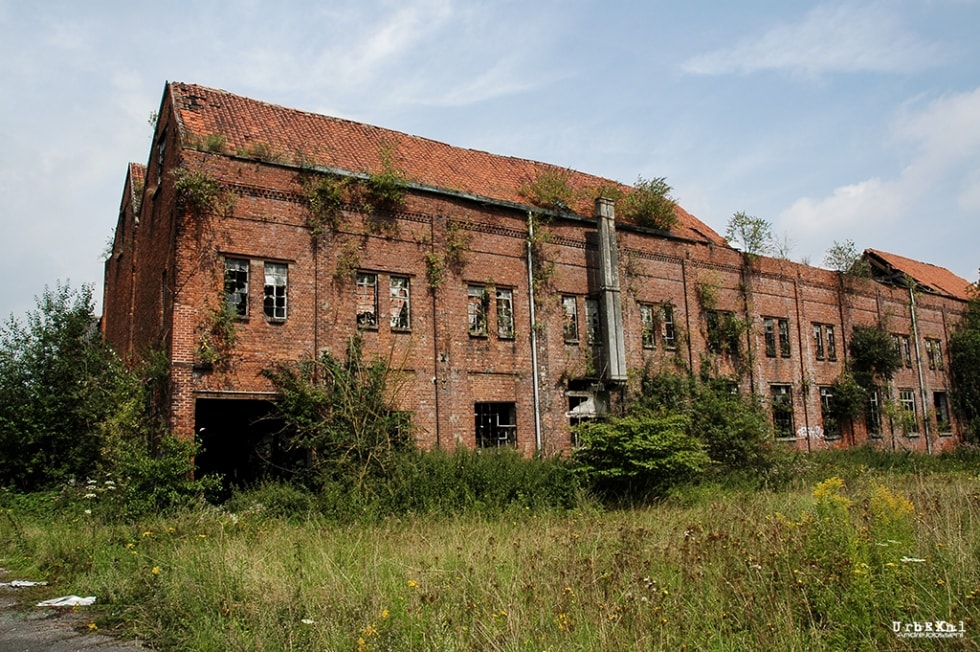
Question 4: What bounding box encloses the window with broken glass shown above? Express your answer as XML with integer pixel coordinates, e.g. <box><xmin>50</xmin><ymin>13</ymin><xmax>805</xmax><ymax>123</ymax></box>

<box><xmin>467</xmin><ymin>285</ymin><xmax>489</xmax><ymax>337</ymax></box>
<box><xmin>263</xmin><ymin>262</ymin><xmax>287</xmax><ymax>320</ymax></box>
<box><xmin>355</xmin><ymin>272</ymin><xmax>378</xmax><ymax>329</ymax></box>
<box><xmin>585</xmin><ymin>298</ymin><xmax>601</xmax><ymax>346</ymax></box>
<box><xmin>771</xmin><ymin>384</ymin><xmax>794</xmax><ymax>439</ymax></box>
<box><xmin>660</xmin><ymin>303</ymin><xmax>677</xmax><ymax>350</ymax></box>
<box><xmin>474</xmin><ymin>402</ymin><xmax>517</xmax><ymax>447</ymax></box>
<box><xmin>813</xmin><ymin>323</ymin><xmax>825</xmax><ymax>360</ymax></box>
<box><xmin>562</xmin><ymin>296</ymin><xmax>579</xmax><ymax>343</ymax></box>
<box><xmin>224</xmin><ymin>258</ymin><xmax>249</xmax><ymax>317</ymax></box>
<box><xmin>764</xmin><ymin>318</ymin><xmax>777</xmax><ymax>357</ymax></box>
<box><xmin>640</xmin><ymin>303</ymin><xmax>656</xmax><ymax>349</ymax></box>
<box><xmin>926</xmin><ymin>338</ymin><xmax>944</xmax><ymax>371</ymax></box>
<box><xmin>899</xmin><ymin>388</ymin><xmax>918</xmax><ymax>435</ymax></box>
<box><xmin>389</xmin><ymin>275</ymin><xmax>410</xmax><ymax>331</ymax></box>
<box><xmin>496</xmin><ymin>287</ymin><xmax>515</xmax><ymax>339</ymax></box>
<box><xmin>819</xmin><ymin>386</ymin><xmax>840</xmax><ymax>439</ymax></box>
<box><xmin>866</xmin><ymin>388</ymin><xmax>882</xmax><ymax>438</ymax></box>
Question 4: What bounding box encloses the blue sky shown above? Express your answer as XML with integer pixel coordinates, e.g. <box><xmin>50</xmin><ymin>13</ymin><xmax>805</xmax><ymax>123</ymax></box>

<box><xmin>2</xmin><ymin>0</ymin><xmax>979</xmax><ymax>320</ymax></box>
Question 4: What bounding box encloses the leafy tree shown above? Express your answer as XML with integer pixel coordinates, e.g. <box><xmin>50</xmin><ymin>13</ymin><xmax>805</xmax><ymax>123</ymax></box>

<box><xmin>263</xmin><ymin>336</ymin><xmax>415</xmax><ymax>490</ymax></box>
<box><xmin>0</xmin><ymin>284</ymin><xmax>127</xmax><ymax>490</ymax></box>
<box><xmin>618</xmin><ymin>176</ymin><xmax>678</xmax><ymax>231</ymax></box>
<box><xmin>725</xmin><ymin>211</ymin><xmax>775</xmax><ymax>257</ymax></box>
<box><xmin>949</xmin><ymin>286</ymin><xmax>980</xmax><ymax>441</ymax></box>
<box><xmin>848</xmin><ymin>324</ymin><xmax>902</xmax><ymax>390</ymax></box>
<box><xmin>823</xmin><ymin>239</ymin><xmax>871</xmax><ymax>277</ymax></box>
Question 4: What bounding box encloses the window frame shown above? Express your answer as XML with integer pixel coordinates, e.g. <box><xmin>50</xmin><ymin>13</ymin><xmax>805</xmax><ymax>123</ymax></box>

<box><xmin>389</xmin><ymin>275</ymin><xmax>411</xmax><ymax>331</ymax></box>
<box><xmin>819</xmin><ymin>386</ymin><xmax>840</xmax><ymax>439</ymax></box>
<box><xmin>496</xmin><ymin>287</ymin><xmax>515</xmax><ymax>340</ymax></box>
<box><xmin>467</xmin><ymin>284</ymin><xmax>490</xmax><ymax>337</ymax></box>
<box><xmin>661</xmin><ymin>303</ymin><xmax>677</xmax><ymax>350</ymax></box>
<box><xmin>355</xmin><ymin>272</ymin><xmax>379</xmax><ymax>329</ymax></box>
<box><xmin>224</xmin><ymin>258</ymin><xmax>249</xmax><ymax>317</ymax></box>
<box><xmin>771</xmin><ymin>384</ymin><xmax>795</xmax><ymax>440</ymax></box>
<box><xmin>764</xmin><ymin>317</ymin><xmax>777</xmax><ymax>358</ymax></box>
<box><xmin>474</xmin><ymin>402</ymin><xmax>517</xmax><ymax>447</ymax></box>
<box><xmin>640</xmin><ymin>303</ymin><xmax>657</xmax><ymax>350</ymax></box>
<box><xmin>562</xmin><ymin>295</ymin><xmax>579</xmax><ymax>344</ymax></box>
<box><xmin>263</xmin><ymin>261</ymin><xmax>288</xmax><ymax>321</ymax></box>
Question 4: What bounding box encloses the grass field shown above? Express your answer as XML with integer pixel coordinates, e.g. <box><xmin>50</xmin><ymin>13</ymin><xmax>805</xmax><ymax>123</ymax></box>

<box><xmin>2</xmin><ymin>450</ymin><xmax>978</xmax><ymax>651</ymax></box>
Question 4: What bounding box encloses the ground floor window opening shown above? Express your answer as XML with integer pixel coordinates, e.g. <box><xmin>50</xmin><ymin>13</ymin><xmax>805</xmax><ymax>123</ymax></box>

<box><xmin>474</xmin><ymin>402</ymin><xmax>517</xmax><ymax>448</ymax></box>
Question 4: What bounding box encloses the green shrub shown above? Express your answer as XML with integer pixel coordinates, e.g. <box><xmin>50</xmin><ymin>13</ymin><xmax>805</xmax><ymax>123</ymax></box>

<box><xmin>573</xmin><ymin>414</ymin><xmax>710</xmax><ymax>499</ymax></box>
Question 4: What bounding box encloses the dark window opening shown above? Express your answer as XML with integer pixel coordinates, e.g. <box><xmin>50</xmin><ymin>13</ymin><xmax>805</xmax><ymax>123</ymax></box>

<box><xmin>224</xmin><ymin>258</ymin><xmax>249</xmax><ymax>317</ymax></box>
<box><xmin>771</xmin><ymin>384</ymin><xmax>794</xmax><ymax>439</ymax></box>
<box><xmin>934</xmin><ymin>392</ymin><xmax>952</xmax><ymax>434</ymax></box>
<box><xmin>195</xmin><ymin>398</ymin><xmax>290</xmax><ymax>497</ymax></box>
<box><xmin>819</xmin><ymin>386</ymin><xmax>840</xmax><ymax>439</ymax></box>
<box><xmin>866</xmin><ymin>389</ymin><xmax>882</xmax><ymax>438</ymax></box>
<box><xmin>475</xmin><ymin>402</ymin><xmax>516</xmax><ymax>447</ymax></box>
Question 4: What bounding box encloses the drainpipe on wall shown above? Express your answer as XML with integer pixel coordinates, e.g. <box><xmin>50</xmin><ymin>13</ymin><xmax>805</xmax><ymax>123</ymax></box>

<box><xmin>909</xmin><ymin>286</ymin><xmax>932</xmax><ymax>454</ymax></box>
<box><xmin>527</xmin><ymin>212</ymin><xmax>542</xmax><ymax>453</ymax></box>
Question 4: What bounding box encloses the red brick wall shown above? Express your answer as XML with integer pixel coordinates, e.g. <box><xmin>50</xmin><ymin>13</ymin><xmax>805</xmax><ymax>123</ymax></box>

<box><xmin>102</xmin><ymin>106</ymin><xmax>970</xmax><ymax>455</ymax></box>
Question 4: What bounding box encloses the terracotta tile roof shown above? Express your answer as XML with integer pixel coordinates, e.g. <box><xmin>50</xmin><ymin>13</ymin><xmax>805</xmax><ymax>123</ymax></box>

<box><xmin>168</xmin><ymin>82</ymin><xmax>725</xmax><ymax>245</ymax></box>
<box><xmin>865</xmin><ymin>248</ymin><xmax>973</xmax><ymax>301</ymax></box>
<box><xmin>129</xmin><ymin>162</ymin><xmax>145</xmax><ymax>186</ymax></box>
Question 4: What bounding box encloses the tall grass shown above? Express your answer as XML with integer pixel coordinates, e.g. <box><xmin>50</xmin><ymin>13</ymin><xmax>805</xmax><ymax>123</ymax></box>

<box><xmin>2</xmin><ymin>453</ymin><xmax>978</xmax><ymax>650</ymax></box>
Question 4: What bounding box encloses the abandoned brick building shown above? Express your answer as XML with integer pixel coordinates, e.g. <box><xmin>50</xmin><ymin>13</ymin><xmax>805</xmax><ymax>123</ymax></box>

<box><xmin>102</xmin><ymin>82</ymin><xmax>972</xmax><ymax>479</ymax></box>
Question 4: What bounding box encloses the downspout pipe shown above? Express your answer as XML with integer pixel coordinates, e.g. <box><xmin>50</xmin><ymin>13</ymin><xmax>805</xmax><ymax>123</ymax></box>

<box><xmin>527</xmin><ymin>212</ymin><xmax>543</xmax><ymax>453</ymax></box>
<box><xmin>909</xmin><ymin>286</ymin><xmax>931</xmax><ymax>453</ymax></box>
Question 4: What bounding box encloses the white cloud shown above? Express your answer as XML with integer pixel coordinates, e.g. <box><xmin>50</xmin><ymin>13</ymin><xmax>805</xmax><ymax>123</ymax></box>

<box><xmin>682</xmin><ymin>3</ymin><xmax>946</xmax><ymax>77</ymax></box>
<box><xmin>777</xmin><ymin>86</ymin><xmax>980</xmax><ymax>270</ymax></box>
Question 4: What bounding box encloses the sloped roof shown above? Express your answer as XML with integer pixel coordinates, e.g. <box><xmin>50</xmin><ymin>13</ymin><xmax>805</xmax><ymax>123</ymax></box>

<box><xmin>865</xmin><ymin>248</ymin><xmax>973</xmax><ymax>301</ymax></box>
<box><xmin>167</xmin><ymin>82</ymin><xmax>725</xmax><ymax>245</ymax></box>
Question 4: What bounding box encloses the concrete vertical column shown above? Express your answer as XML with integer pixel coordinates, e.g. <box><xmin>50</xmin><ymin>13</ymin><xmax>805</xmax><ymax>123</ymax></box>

<box><xmin>596</xmin><ymin>198</ymin><xmax>627</xmax><ymax>383</ymax></box>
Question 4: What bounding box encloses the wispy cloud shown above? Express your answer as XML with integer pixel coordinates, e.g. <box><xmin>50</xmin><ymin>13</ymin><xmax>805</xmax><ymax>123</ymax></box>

<box><xmin>682</xmin><ymin>3</ymin><xmax>946</xmax><ymax>78</ymax></box>
<box><xmin>778</xmin><ymin>86</ymin><xmax>980</xmax><ymax>270</ymax></box>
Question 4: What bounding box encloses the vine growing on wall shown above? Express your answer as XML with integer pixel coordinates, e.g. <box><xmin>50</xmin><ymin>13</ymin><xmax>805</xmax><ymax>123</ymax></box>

<box><xmin>303</xmin><ymin>173</ymin><xmax>350</xmax><ymax>243</ymax></box>
<box><xmin>197</xmin><ymin>300</ymin><xmax>238</xmax><ymax>368</ymax></box>
<box><xmin>849</xmin><ymin>323</ymin><xmax>902</xmax><ymax>389</ymax></box>
<box><xmin>172</xmin><ymin>167</ymin><xmax>236</xmax><ymax>221</ymax></box>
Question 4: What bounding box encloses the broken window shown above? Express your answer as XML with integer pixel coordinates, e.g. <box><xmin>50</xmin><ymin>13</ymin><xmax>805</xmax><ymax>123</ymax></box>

<box><xmin>811</xmin><ymin>323</ymin><xmax>837</xmax><ymax>362</ymax></box>
<box><xmin>892</xmin><ymin>334</ymin><xmax>912</xmax><ymax>367</ymax></box>
<box><xmin>585</xmin><ymin>298</ymin><xmax>600</xmax><ymax>346</ymax></box>
<box><xmin>389</xmin><ymin>276</ymin><xmax>410</xmax><ymax>331</ymax></box>
<box><xmin>224</xmin><ymin>258</ymin><xmax>249</xmax><ymax>317</ymax></box>
<box><xmin>764</xmin><ymin>318</ymin><xmax>777</xmax><ymax>358</ymax></box>
<box><xmin>934</xmin><ymin>392</ymin><xmax>952</xmax><ymax>434</ymax></box>
<box><xmin>263</xmin><ymin>262</ymin><xmax>287</xmax><ymax>320</ymax></box>
<box><xmin>899</xmin><ymin>388</ymin><xmax>917</xmax><ymax>435</ymax></box>
<box><xmin>771</xmin><ymin>384</ymin><xmax>794</xmax><ymax>439</ymax></box>
<box><xmin>355</xmin><ymin>272</ymin><xmax>378</xmax><ymax>329</ymax></box>
<box><xmin>640</xmin><ymin>303</ymin><xmax>656</xmax><ymax>349</ymax></box>
<box><xmin>813</xmin><ymin>323</ymin><xmax>825</xmax><ymax>360</ymax></box>
<box><xmin>778</xmin><ymin>319</ymin><xmax>791</xmax><ymax>358</ymax></box>
<box><xmin>866</xmin><ymin>388</ymin><xmax>882</xmax><ymax>438</ymax></box>
<box><xmin>926</xmin><ymin>338</ymin><xmax>944</xmax><ymax>371</ymax></box>
<box><xmin>496</xmin><ymin>287</ymin><xmax>515</xmax><ymax>339</ymax></box>
<box><xmin>468</xmin><ymin>285</ymin><xmax>489</xmax><ymax>337</ymax></box>
<box><xmin>819</xmin><ymin>386</ymin><xmax>840</xmax><ymax>439</ymax></box>
<box><xmin>660</xmin><ymin>303</ymin><xmax>677</xmax><ymax>350</ymax></box>
<box><xmin>474</xmin><ymin>402</ymin><xmax>516</xmax><ymax>447</ymax></box>
<box><xmin>562</xmin><ymin>296</ymin><xmax>579</xmax><ymax>343</ymax></box>
<box><xmin>706</xmin><ymin>310</ymin><xmax>739</xmax><ymax>356</ymax></box>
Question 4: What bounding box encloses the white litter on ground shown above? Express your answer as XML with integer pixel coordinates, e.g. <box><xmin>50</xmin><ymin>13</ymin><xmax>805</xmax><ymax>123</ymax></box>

<box><xmin>0</xmin><ymin>580</ymin><xmax>48</xmax><ymax>587</ymax></box>
<box><xmin>35</xmin><ymin>595</ymin><xmax>97</xmax><ymax>607</ymax></box>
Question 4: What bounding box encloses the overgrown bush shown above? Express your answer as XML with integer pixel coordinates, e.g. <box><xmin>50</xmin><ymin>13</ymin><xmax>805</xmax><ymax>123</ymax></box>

<box><xmin>949</xmin><ymin>290</ymin><xmax>980</xmax><ymax>441</ymax></box>
<box><xmin>630</xmin><ymin>371</ymin><xmax>778</xmax><ymax>477</ymax></box>
<box><xmin>573</xmin><ymin>414</ymin><xmax>710</xmax><ymax>500</ymax></box>
<box><xmin>262</xmin><ymin>336</ymin><xmax>415</xmax><ymax>491</ymax></box>
<box><xmin>849</xmin><ymin>323</ymin><xmax>902</xmax><ymax>389</ymax></box>
<box><xmin>617</xmin><ymin>176</ymin><xmax>678</xmax><ymax>232</ymax></box>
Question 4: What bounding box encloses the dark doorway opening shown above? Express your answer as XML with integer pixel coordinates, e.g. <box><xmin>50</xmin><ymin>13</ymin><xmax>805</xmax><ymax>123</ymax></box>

<box><xmin>194</xmin><ymin>398</ymin><xmax>292</xmax><ymax>489</ymax></box>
